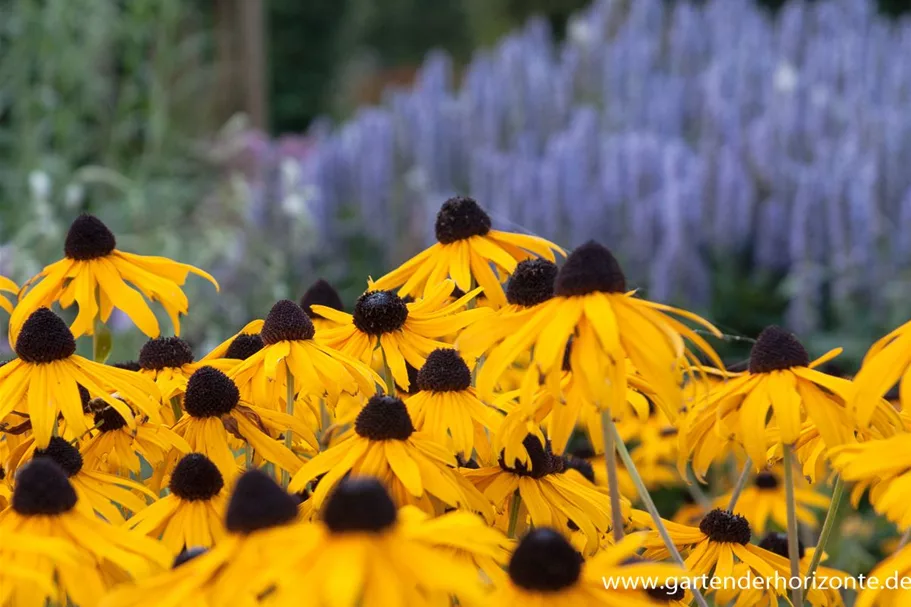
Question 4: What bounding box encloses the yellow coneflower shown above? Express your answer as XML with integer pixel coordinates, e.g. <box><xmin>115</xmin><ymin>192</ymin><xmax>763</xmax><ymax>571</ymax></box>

<box><xmin>0</xmin><ymin>459</ymin><xmax>170</xmax><ymax>607</ymax></box>
<box><xmin>0</xmin><ymin>275</ymin><xmax>17</xmax><ymax>314</ymax></box>
<box><xmin>137</xmin><ymin>336</ymin><xmax>235</xmax><ymax>422</ymax></box>
<box><xmin>855</xmin><ymin>543</ymin><xmax>911</xmax><ymax>606</ymax></box>
<box><xmin>404</xmin><ymin>348</ymin><xmax>502</xmax><ymax>461</ymax></box>
<box><xmin>490</xmin><ymin>529</ymin><xmax>680</xmax><ymax>607</ymax></box>
<box><xmin>829</xmin><ymin>435</ymin><xmax>911</xmax><ymax>529</ymax></box>
<box><xmin>10</xmin><ymin>214</ymin><xmax>218</xmax><ymax>339</ymax></box>
<box><xmin>713</xmin><ymin>468</ymin><xmax>829</xmax><ymax>535</ymax></box>
<box><xmin>79</xmin><ymin>404</ymin><xmax>190</xmax><ymax>479</ymax></box>
<box><xmin>0</xmin><ymin>308</ymin><xmax>161</xmax><ymax>447</ymax></box>
<box><xmin>126</xmin><ymin>453</ymin><xmax>228</xmax><ymax>554</ymax></box>
<box><xmin>850</xmin><ymin>316</ymin><xmax>911</xmax><ymax>423</ymax></box>
<box><xmin>280</xmin><ymin>477</ymin><xmax>510</xmax><ymax>607</ymax></box>
<box><xmin>460</xmin><ymin>241</ymin><xmax>723</xmax><ymax>422</ymax></box>
<box><xmin>229</xmin><ymin>299</ymin><xmax>382</xmax><ymax>411</ymax></box>
<box><xmin>7</xmin><ymin>436</ymin><xmax>157</xmax><ymax>525</ymax></box>
<box><xmin>463</xmin><ymin>434</ymin><xmax>621</xmax><ymax>555</ymax></box>
<box><xmin>99</xmin><ymin>470</ymin><xmax>312</xmax><ymax>607</ymax></box>
<box><xmin>754</xmin><ymin>534</ymin><xmax>852</xmax><ymax>607</ymax></box>
<box><xmin>299</xmin><ymin>278</ymin><xmax>345</xmax><ymax>333</ymax></box>
<box><xmin>314</xmin><ymin>280</ymin><xmax>489</xmax><ymax>392</ymax></box>
<box><xmin>371</xmin><ymin>196</ymin><xmax>564</xmax><ymax>308</ymax></box>
<box><xmin>637</xmin><ymin>509</ymin><xmax>832</xmax><ymax>606</ymax></box>
<box><xmin>681</xmin><ymin>326</ymin><xmax>901</xmax><ymax>477</ymax></box>
<box><xmin>289</xmin><ymin>394</ymin><xmax>493</xmax><ymax>520</ymax></box>
<box><xmin>171</xmin><ymin>366</ymin><xmax>315</xmax><ymax>480</ymax></box>
<box><xmin>200</xmin><ymin>319</ymin><xmax>264</xmax><ymax>362</ymax></box>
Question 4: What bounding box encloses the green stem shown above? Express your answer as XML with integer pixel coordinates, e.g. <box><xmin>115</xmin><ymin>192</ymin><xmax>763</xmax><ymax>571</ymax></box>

<box><xmin>607</xmin><ymin>418</ymin><xmax>710</xmax><ymax>607</ymax></box>
<box><xmin>727</xmin><ymin>457</ymin><xmax>753</xmax><ymax>511</ymax></box>
<box><xmin>685</xmin><ymin>464</ymin><xmax>712</xmax><ymax>510</ymax></box>
<box><xmin>281</xmin><ymin>363</ymin><xmax>295</xmax><ymax>488</ymax></box>
<box><xmin>92</xmin><ymin>316</ymin><xmax>112</xmax><ymax>363</ymax></box>
<box><xmin>169</xmin><ymin>396</ymin><xmax>182</xmax><ymax>423</ymax></box>
<box><xmin>600</xmin><ymin>409</ymin><xmax>626</xmax><ymax>542</ymax></box>
<box><xmin>805</xmin><ymin>476</ymin><xmax>845</xmax><ymax>583</ymax></box>
<box><xmin>783</xmin><ymin>445</ymin><xmax>804</xmax><ymax>607</ymax></box>
<box><xmin>381</xmin><ymin>348</ymin><xmax>396</xmax><ymax>397</ymax></box>
<box><xmin>507</xmin><ymin>490</ymin><xmax>522</xmax><ymax>539</ymax></box>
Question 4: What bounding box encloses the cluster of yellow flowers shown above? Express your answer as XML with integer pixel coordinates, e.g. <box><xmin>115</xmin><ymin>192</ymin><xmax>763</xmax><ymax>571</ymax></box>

<box><xmin>3</xmin><ymin>199</ymin><xmax>911</xmax><ymax>606</ymax></box>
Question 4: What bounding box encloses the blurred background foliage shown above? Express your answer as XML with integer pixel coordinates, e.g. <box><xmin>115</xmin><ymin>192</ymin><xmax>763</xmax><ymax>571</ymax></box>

<box><xmin>1</xmin><ymin>0</ymin><xmax>910</xmax><ymax>364</ymax></box>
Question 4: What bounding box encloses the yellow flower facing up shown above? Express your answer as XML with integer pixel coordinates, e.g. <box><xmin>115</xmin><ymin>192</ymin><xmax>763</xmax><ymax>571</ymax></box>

<box><xmin>371</xmin><ymin>196</ymin><xmax>564</xmax><ymax>309</ymax></box>
<box><xmin>0</xmin><ymin>308</ymin><xmax>162</xmax><ymax>448</ymax></box>
<box><xmin>126</xmin><ymin>453</ymin><xmax>228</xmax><ymax>555</ymax></box>
<box><xmin>100</xmin><ymin>470</ymin><xmax>314</xmax><ymax>607</ymax></box>
<box><xmin>681</xmin><ymin>325</ymin><xmax>901</xmax><ymax>478</ymax></box>
<box><xmin>7</xmin><ymin>437</ymin><xmax>157</xmax><ymax>525</ymax></box>
<box><xmin>0</xmin><ymin>275</ymin><xmax>18</xmax><ymax>313</ymax></box>
<box><xmin>712</xmin><ymin>467</ymin><xmax>829</xmax><ymax>535</ymax></box>
<box><xmin>171</xmin><ymin>366</ymin><xmax>315</xmax><ymax>481</ymax></box>
<box><xmin>315</xmin><ymin>280</ymin><xmax>490</xmax><ymax>392</ymax></box>
<box><xmin>0</xmin><ymin>459</ymin><xmax>170</xmax><ymax>607</ymax></box>
<box><xmin>463</xmin><ymin>434</ymin><xmax>623</xmax><ymax>555</ymax></box>
<box><xmin>289</xmin><ymin>395</ymin><xmax>493</xmax><ymax>521</ymax></box>
<box><xmin>278</xmin><ymin>477</ymin><xmax>510</xmax><ymax>607</ymax></box>
<box><xmin>490</xmin><ymin>529</ymin><xmax>681</xmax><ymax>607</ymax></box>
<box><xmin>404</xmin><ymin>348</ymin><xmax>503</xmax><ymax>461</ymax></box>
<box><xmin>460</xmin><ymin>241</ymin><xmax>723</xmax><ymax>422</ymax></box>
<box><xmin>229</xmin><ymin>300</ymin><xmax>382</xmax><ymax>412</ymax></box>
<box><xmin>10</xmin><ymin>214</ymin><xmax>218</xmax><ymax>339</ymax></box>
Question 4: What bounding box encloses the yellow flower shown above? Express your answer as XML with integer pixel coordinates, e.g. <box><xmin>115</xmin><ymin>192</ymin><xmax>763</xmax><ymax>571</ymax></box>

<box><xmin>278</xmin><ymin>477</ymin><xmax>510</xmax><ymax>607</ymax></box>
<box><xmin>99</xmin><ymin>470</ymin><xmax>313</xmax><ymax>607</ymax></box>
<box><xmin>460</xmin><ymin>241</ymin><xmax>723</xmax><ymax>422</ymax></box>
<box><xmin>7</xmin><ymin>436</ymin><xmax>157</xmax><ymax>524</ymax></box>
<box><xmin>0</xmin><ymin>275</ymin><xmax>18</xmax><ymax>314</ymax></box>
<box><xmin>289</xmin><ymin>395</ymin><xmax>493</xmax><ymax>521</ymax></box>
<box><xmin>79</xmin><ymin>405</ymin><xmax>190</xmax><ymax>479</ymax></box>
<box><xmin>712</xmin><ymin>467</ymin><xmax>829</xmax><ymax>535</ymax></box>
<box><xmin>404</xmin><ymin>348</ymin><xmax>503</xmax><ymax>460</ymax></box>
<box><xmin>490</xmin><ymin>529</ymin><xmax>680</xmax><ymax>607</ymax></box>
<box><xmin>681</xmin><ymin>326</ymin><xmax>901</xmax><ymax>477</ymax></box>
<box><xmin>830</xmin><ymin>433</ymin><xmax>911</xmax><ymax>528</ymax></box>
<box><xmin>0</xmin><ymin>459</ymin><xmax>170</xmax><ymax>607</ymax></box>
<box><xmin>171</xmin><ymin>366</ymin><xmax>315</xmax><ymax>480</ymax></box>
<box><xmin>463</xmin><ymin>434</ymin><xmax>623</xmax><ymax>555</ymax></box>
<box><xmin>229</xmin><ymin>300</ymin><xmax>382</xmax><ymax>411</ymax></box>
<box><xmin>0</xmin><ymin>308</ymin><xmax>162</xmax><ymax>447</ymax></box>
<box><xmin>851</xmin><ymin>316</ymin><xmax>911</xmax><ymax>424</ymax></box>
<box><xmin>11</xmin><ymin>214</ymin><xmax>218</xmax><ymax>339</ymax></box>
<box><xmin>856</xmin><ymin>543</ymin><xmax>911</xmax><ymax>606</ymax></box>
<box><xmin>126</xmin><ymin>453</ymin><xmax>228</xmax><ymax>555</ymax></box>
<box><xmin>371</xmin><ymin>196</ymin><xmax>564</xmax><ymax>309</ymax></box>
<box><xmin>137</xmin><ymin>336</ymin><xmax>236</xmax><ymax>421</ymax></box>
<box><xmin>315</xmin><ymin>280</ymin><xmax>489</xmax><ymax>392</ymax></box>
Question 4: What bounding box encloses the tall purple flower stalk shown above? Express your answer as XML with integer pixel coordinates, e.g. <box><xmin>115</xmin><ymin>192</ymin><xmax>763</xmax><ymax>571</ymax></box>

<box><xmin>244</xmin><ymin>0</ymin><xmax>911</xmax><ymax>336</ymax></box>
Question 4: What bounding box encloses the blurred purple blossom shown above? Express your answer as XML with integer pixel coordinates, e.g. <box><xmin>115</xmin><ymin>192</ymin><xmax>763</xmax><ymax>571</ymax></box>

<box><xmin>237</xmin><ymin>0</ymin><xmax>911</xmax><ymax>335</ymax></box>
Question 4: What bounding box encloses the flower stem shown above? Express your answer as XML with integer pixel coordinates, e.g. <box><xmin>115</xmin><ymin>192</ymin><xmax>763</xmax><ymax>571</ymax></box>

<box><xmin>600</xmin><ymin>408</ymin><xmax>626</xmax><ymax>542</ymax></box>
<box><xmin>727</xmin><ymin>457</ymin><xmax>753</xmax><ymax>511</ymax></box>
<box><xmin>607</xmin><ymin>418</ymin><xmax>710</xmax><ymax>607</ymax></box>
<box><xmin>169</xmin><ymin>396</ymin><xmax>182</xmax><ymax>423</ymax></box>
<box><xmin>805</xmin><ymin>475</ymin><xmax>845</xmax><ymax>583</ymax></box>
<box><xmin>685</xmin><ymin>465</ymin><xmax>712</xmax><ymax>510</ymax></box>
<box><xmin>381</xmin><ymin>349</ymin><xmax>396</xmax><ymax>397</ymax></box>
<box><xmin>899</xmin><ymin>527</ymin><xmax>911</xmax><ymax>550</ymax></box>
<box><xmin>507</xmin><ymin>491</ymin><xmax>522</xmax><ymax>538</ymax></box>
<box><xmin>92</xmin><ymin>317</ymin><xmax>112</xmax><ymax>363</ymax></box>
<box><xmin>783</xmin><ymin>445</ymin><xmax>804</xmax><ymax>607</ymax></box>
<box><xmin>281</xmin><ymin>362</ymin><xmax>295</xmax><ymax>488</ymax></box>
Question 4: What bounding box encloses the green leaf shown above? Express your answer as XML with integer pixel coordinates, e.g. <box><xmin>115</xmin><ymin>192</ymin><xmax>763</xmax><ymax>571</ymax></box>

<box><xmin>93</xmin><ymin>321</ymin><xmax>113</xmax><ymax>364</ymax></box>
